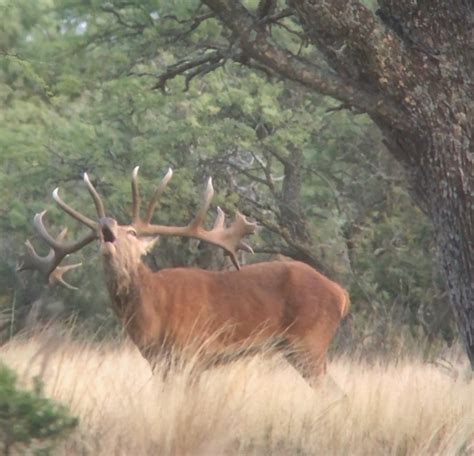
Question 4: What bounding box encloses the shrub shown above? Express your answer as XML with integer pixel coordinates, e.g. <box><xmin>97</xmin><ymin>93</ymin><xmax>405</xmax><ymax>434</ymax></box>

<box><xmin>0</xmin><ymin>363</ymin><xmax>77</xmax><ymax>455</ymax></box>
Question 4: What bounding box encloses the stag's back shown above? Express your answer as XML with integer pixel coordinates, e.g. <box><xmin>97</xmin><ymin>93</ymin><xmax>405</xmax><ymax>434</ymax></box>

<box><xmin>135</xmin><ymin>261</ymin><xmax>347</xmax><ymax>353</ymax></box>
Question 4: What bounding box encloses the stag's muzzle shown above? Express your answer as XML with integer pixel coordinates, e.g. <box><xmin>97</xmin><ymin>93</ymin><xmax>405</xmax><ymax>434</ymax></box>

<box><xmin>99</xmin><ymin>217</ymin><xmax>118</xmax><ymax>243</ymax></box>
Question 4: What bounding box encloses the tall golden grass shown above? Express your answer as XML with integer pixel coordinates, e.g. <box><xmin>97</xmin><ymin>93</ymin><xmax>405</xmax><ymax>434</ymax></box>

<box><xmin>1</xmin><ymin>331</ymin><xmax>473</xmax><ymax>455</ymax></box>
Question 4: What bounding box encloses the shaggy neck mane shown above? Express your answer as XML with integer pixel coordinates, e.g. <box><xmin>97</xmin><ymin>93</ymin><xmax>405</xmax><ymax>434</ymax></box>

<box><xmin>101</xmin><ymin>251</ymin><xmax>146</xmax><ymax>319</ymax></box>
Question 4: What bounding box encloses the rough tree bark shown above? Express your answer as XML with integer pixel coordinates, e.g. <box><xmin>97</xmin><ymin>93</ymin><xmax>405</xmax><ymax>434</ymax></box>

<box><xmin>187</xmin><ymin>0</ymin><xmax>474</xmax><ymax>367</ymax></box>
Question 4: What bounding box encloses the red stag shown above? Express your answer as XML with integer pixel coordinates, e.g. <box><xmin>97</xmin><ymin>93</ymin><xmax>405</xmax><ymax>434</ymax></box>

<box><xmin>18</xmin><ymin>168</ymin><xmax>349</xmax><ymax>386</ymax></box>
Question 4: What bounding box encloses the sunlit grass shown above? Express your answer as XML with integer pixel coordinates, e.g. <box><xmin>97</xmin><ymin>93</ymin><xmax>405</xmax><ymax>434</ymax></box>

<box><xmin>1</xmin><ymin>331</ymin><xmax>473</xmax><ymax>455</ymax></box>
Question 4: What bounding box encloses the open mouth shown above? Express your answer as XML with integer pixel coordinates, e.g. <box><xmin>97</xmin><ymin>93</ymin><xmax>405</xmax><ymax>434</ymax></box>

<box><xmin>102</xmin><ymin>225</ymin><xmax>116</xmax><ymax>243</ymax></box>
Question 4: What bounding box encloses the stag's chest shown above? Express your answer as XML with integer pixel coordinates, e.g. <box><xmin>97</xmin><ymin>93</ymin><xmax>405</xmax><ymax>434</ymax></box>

<box><xmin>118</xmin><ymin>288</ymin><xmax>171</xmax><ymax>349</ymax></box>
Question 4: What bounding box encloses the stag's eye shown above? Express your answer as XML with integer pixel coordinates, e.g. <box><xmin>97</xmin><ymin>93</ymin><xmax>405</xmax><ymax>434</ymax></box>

<box><xmin>127</xmin><ymin>229</ymin><xmax>137</xmax><ymax>237</ymax></box>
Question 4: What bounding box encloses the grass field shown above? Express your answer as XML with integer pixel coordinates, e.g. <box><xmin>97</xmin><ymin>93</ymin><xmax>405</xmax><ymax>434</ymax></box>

<box><xmin>1</xmin><ymin>331</ymin><xmax>473</xmax><ymax>455</ymax></box>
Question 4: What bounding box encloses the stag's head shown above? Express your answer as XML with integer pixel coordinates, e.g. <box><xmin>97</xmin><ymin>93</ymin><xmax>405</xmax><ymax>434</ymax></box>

<box><xmin>97</xmin><ymin>218</ymin><xmax>149</xmax><ymax>258</ymax></box>
<box><xmin>18</xmin><ymin>168</ymin><xmax>256</xmax><ymax>289</ymax></box>
<box><xmin>95</xmin><ymin>217</ymin><xmax>158</xmax><ymax>292</ymax></box>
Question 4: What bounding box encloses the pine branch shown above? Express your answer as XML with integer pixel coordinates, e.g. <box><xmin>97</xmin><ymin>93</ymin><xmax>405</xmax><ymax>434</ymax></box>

<box><xmin>202</xmin><ymin>0</ymin><xmax>407</xmax><ymax>129</ymax></box>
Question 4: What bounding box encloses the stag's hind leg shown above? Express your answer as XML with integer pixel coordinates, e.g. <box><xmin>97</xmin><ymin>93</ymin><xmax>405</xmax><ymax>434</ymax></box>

<box><xmin>284</xmin><ymin>324</ymin><xmax>343</xmax><ymax>393</ymax></box>
<box><xmin>283</xmin><ymin>343</ymin><xmax>327</xmax><ymax>389</ymax></box>
<box><xmin>284</xmin><ymin>346</ymin><xmax>346</xmax><ymax>399</ymax></box>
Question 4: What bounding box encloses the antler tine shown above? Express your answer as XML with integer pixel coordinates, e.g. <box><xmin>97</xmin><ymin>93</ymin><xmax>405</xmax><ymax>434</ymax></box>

<box><xmin>220</xmin><ymin>211</ymin><xmax>257</xmax><ymax>269</ymax></box>
<box><xmin>57</xmin><ymin>227</ymin><xmax>68</xmax><ymax>242</ymax></box>
<box><xmin>33</xmin><ymin>211</ymin><xmax>97</xmax><ymax>255</ymax></box>
<box><xmin>144</xmin><ymin>168</ymin><xmax>173</xmax><ymax>224</ymax></box>
<box><xmin>83</xmin><ymin>172</ymin><xmax>106</xmax><ymax>219</ymax></box>
<box><xmin>136</xmin><ymin>174</ymin><xmax>257</xmax><ymax>269</ymax></box>
<box><xmin>190</xmin><ymin>177</ymin><xmax>214</xmax><ymax>228</ymax></box>
<box><xmin>16</xmin><ymin>240</ymin><xmax>54</xmax><ymax>277</ymax></box>
<box><xmin>212</xmin><ymin>208</ymin><xmax>255</xmax><ymax>255</ymax></box>
<box><xmin>238</xmin><ymin>240</ymin><xmax>255</xmax><ymax>254</ymax></box>
<box><xmin>33</xmin><ymin>211</ymin><xmax>66</xmax><ymax>251</ymax></box>
<box><xmin>49</xmin><ymin>263</ymin><xmax>82</xmax><ymax>290</ymax></box>
<box><xmin>18</xmin><ymin>211</ymin><xmax>97</xmax><ymax>288</ymax></box>
<box><xmin>21</xmin><ymin>171</ymin><xmax>102</xmax><ymax>288</ymax></box>
<box><xmin>213</xmin><ymin>207</ymin><xmax>226</xmax><ymax>229</ymax></box>
<box><xmin>131</xmin><ymin>166</ymin><xmax>141</xmax><ymax>223</ymax></box>
<box><xmin>53</xmin><ymin>188</ymin><xmax>97</xmax><ymax>230</ymax></box>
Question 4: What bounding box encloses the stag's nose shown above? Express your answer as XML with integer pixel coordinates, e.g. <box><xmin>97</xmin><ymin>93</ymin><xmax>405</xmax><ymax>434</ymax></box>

<box><xmin>99</xmin><ymin>217</ymin><xmax>118</xmax><ymax>243</ymax></box>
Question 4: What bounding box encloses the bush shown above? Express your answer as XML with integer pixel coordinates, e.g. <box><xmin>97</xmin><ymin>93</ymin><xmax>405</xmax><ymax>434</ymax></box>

<box><xmin>0</xmin><ymin>363</ymin><xmax>77</xmax><ymax>455</ymax></box>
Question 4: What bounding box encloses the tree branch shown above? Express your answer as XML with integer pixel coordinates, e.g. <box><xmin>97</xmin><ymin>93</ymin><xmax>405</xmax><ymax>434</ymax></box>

<box><xmin>151</xmin><ymin>50</ymin><xmax>225</xmax><ymax>91</ymax></box>
<box><xmin>101</xmin><ymin>5</ymin><xmax>145</xmax><ymax>31</ymax></box>
<box><xmin>287</xmin><ymin>1</ymin><xmax>437</xmax><ymax>113</ymax></box>
<box><xmin>262</xmin><ymin>144</ymin><xmax>291</xmax><ymax>167</ymax></box>
<box><xmin>260</xmin><ymin>8</ymin><xmax>294</xmax><ymax>24</ymax></box>
<box><xmin>161</xmin><ymin>12</ymin><xmax>215</xmax><ymax>41</ymax></box>
<box><xmin>226</xmin><ymin>162</ymin><xmax>272</xmax><ymax>187</ymax></box>
<box><xmin>202</xmin><ymin>0</ymin><xmax>407</xmax><ymax>129</ymax></box>
<box><xmin>249</xmin><ymin>150</ymin><xmax>276</xmax><ymax>194</ymax></box>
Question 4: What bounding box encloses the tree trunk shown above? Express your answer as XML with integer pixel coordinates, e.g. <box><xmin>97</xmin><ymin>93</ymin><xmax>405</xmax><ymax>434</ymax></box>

<box><xmin>437</xmin><ymin>201</ymin><xmax>474</xmax><ymax>367</ymax></box>
<box><xmin>368</xmin><ymin>3</ymin><xmax>474</xmax><ymax>367</ymax></box>
<box><xmin>381</xmin><ymin>115</ymin><xmax>473</xmax><ymax>367</ymax></box>
<box><xmin>424</xmin><ymin>141</ymin><xmax>472</xmax><ymax>366</ymax></box>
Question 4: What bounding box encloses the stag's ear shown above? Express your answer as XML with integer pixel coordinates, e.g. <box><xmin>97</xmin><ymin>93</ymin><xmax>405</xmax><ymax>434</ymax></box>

<box><xmin>140</xmin><ymin>236</ymin><xmax>159</xmax><ymax>254</ymax></box>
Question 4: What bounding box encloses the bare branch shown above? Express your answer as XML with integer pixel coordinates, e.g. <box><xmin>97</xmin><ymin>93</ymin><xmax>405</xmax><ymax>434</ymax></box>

<box><xmin>226</xmin><ymin>161</ymin><xmax>272</xmax><ymax>187</ymax></box>
<box><xmin>262</xmin><ymin>144</ymin><xmax>291</xmax><ymax>167</ymax></box>
<box><xmin>249</xmin><ymin>150</ymin><xmax>275</xmax><ymax>193</ymax></box>
<box><xmin>260</xmin><ymin>8</ymin><xmax>293</xmax><ymax>24</ymax></box>
<box><xmin>151</xmin><ymin>50</ymin><xmax>225</xmax><ymax>91</ymax></box>
<box><xmin>161</xmin><ymin>12</ymin><xmax>215</xmax><ymax>41</ymax></box>
<box><xmin>101</xmin><ymin>5</ymin><xmax>145</xmax><ymax>31</ymax></box>
<box><xmin>272</xmin><ymin>17</ymin><xmax>305</xmax><ymax>41</ymax></box>
<box><xmin>184</xmin><ymin>59</ymin><xmax>226</xmax><ymax>91</ymax></box>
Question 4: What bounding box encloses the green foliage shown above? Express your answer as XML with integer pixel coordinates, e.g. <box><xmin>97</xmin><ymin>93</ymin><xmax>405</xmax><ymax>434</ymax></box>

<box><xmin>0</xmin><ymin>363</ymin><xmax>77</xmax><ymax>455</ymax></box>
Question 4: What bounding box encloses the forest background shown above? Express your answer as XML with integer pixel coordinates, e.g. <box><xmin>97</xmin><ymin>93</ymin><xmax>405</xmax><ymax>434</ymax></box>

<box><xmin>0</xmin><ymin>0</ymin><xmax>458</xmax><ymax>360</ymax></box>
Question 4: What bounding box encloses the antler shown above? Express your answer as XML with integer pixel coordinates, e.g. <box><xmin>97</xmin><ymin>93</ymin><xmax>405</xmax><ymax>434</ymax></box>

<box><xmin>52</xmin><ymin>173</ymin><xmax>105</xmax><ymax>228</ymax></box>
<box><xmin>19</xmin><ymin>167</ymin><xmax>256</xmax><ymax>287</ymax></box>
<box><xmin>18</xmin><ymin>173</ymin><xmax>104</xmax><ymax>288</ymax></box>
<box><xmin>17</xmin><ymin>211</ymin><xmax>97</xmax><ymax>289</ymax></box>
<box><xmin>131</xmin><ymin>167</ymin><xmax>257</xmax><ymax>269</ymax></box>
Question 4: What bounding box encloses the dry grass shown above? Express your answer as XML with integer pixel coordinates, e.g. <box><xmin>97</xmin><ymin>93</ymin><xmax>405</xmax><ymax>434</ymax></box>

<box><xmin>1</xmin><ymin>332</ymin><xmax>473</xmax><ymax>455</ymax></box>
